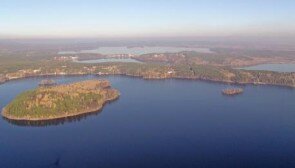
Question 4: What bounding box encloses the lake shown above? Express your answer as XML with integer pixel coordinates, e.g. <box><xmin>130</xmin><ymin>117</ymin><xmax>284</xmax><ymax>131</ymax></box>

<box><xmin>59</xmin><ymin>46</ymin><xmax>213</xmax><ymax>55</ymax></box>
<box><xmin>1</xmin><ymin>76</ymin><xmax>295</xmax><ymax>168</ymax></box>
<box><xmin>239</xmin><ymin>64</ymin><xmax>295</xmax><ymax>72</ymax></box>
<box><xmin>74</xmin><ymin>58</ymin><xmax>142</xmax><ymax>64</ymax></box>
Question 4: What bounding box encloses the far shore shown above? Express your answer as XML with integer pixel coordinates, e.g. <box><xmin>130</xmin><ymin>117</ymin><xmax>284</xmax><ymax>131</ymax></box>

<box><xmin>0</xmin><ymin>72</ymin><xmax>295</xmax><ymax>89</ymax></box>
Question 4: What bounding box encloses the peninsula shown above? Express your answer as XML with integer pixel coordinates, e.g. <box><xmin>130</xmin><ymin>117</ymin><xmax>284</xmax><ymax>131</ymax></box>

<box><xmin>2</xmin><ymin>80</ymin><xmax>120</xmax><ymax>121</ymax></box>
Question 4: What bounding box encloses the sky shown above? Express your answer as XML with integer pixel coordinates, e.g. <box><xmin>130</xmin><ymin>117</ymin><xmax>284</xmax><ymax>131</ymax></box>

<box><xmin>1</xmin><ymin>0</ymin><xmax>295</xmax><ymax>38</ymax></box>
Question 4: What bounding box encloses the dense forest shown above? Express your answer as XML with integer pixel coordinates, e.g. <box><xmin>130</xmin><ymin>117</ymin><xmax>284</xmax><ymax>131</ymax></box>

<box><xmin>2</xmin><ymin>80</ymin><xmax>120</xmax><ymax>120</ymax></box>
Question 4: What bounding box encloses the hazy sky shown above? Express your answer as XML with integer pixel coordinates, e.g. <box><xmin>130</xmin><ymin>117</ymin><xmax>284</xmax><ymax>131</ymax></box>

<box><xmin>1</xmin><ymin>0</ymin><xmax>295</xmax><ymax>38</ymax></box>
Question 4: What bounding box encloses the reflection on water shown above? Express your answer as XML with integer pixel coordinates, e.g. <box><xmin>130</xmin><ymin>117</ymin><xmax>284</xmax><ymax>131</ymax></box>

<box><xmin>3</xmin><ymin>100</ymin><xmax>119</xmax><ymax>127</ymax></box>
<box><xmin>1</xmin><ymin>76</ymin><xmax>295</xmax><ymax>168</ymax></box>
<box><xmin>0</xmin><ymin>75</ymin><xmax>119</xmax><ymax>127</ymax></box>
<box><xmin>3</xmin><ymin>110</ymin><xmax>102</xmax><ymax>127</ymax></box>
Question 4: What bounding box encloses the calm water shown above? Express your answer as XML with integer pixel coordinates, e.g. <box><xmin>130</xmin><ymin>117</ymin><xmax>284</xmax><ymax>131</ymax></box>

<box><xmin>74</xmin><ymin>58</ymin><xmax>142</xmax><ymax>64</ymax></box>
<box><xmin>1</xmin><ymin>76</ymin><xmax>295</xmax><ymax>168</ymax></box>
<box><xmin>239</xmin><ymin>64</ymin><xmax>295</xmax><ymax>72</ymax></box>
<box><xmin>59</xmin><ymin>46</ymin><xmax>213</xmax><ymax>55</ymax></box>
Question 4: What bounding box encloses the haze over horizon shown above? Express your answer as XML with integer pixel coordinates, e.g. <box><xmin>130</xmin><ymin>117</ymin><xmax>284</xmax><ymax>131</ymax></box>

<box><xmin>1</xmin><ymin>0</ymin><xmax>295</xmax><ymax>39</ymax></box>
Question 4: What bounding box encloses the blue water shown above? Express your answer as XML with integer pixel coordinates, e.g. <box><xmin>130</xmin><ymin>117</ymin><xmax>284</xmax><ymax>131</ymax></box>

<box><xmin>0</xmin><ymin>76</ymin><xmax>295</xmax><ymax>168</ymax></box>
<box><xmin>239</xmin><ymin>64</ymin><xmax>295</xmax><ymax>72</ymax></box>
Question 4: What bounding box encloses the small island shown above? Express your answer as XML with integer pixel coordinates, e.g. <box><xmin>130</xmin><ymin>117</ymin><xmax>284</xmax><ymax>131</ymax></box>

<box><xmin>39</xmin><ymin>79</ymin><xmax>57</xmax><ymax>87</ymax></box>
<box><xmin>222</xmin><ymin>88</ymin><xmax>244</xmax><ymax>96</ymax></box>
<box><xmin>2</xmin><ymin>80</ymin><xmax>120</xmax><ymax>121</ymax></box>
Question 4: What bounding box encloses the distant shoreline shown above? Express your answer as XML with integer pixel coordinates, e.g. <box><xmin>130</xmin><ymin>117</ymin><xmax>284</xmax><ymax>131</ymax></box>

<box><xmin>0</xmin><ymin>72</ymin><xmax>295</xmax><ymax>88</ymax></box>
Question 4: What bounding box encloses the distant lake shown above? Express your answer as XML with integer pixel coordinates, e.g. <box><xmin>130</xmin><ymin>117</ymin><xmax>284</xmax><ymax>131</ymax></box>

<box><xmin>59</xmin><ymin>46</ymin><xmax>213</xmax><ymax>55</ymax></box>
<box><xmin>1</xmin><ymin>76</ymin><xmax>295</xmax><ymax>168</ymax></box>
<box><xmin>239</xmin><ymin>64</ymin><xmax>295</xmax><ymax>72</ymax></box>
<box><xmin>74</xmin><ymin>58</ymin><xmax>142</xmax><ymax>63</ymax></box>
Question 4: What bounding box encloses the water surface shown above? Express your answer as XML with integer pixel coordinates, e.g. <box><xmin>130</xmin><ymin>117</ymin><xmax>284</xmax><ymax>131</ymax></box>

<box><xmin>74</xmin><ymin>58</ymin><xmax>141</xmax><ymax>64</ymax></box>
<box><xmin>59</xmin><ymin>46</ymin><xmax>213</xmax><ymax>55</ymax></box>
<box><xmin>239</xmin><ymin>64</ymin><xmax>295</xmax><ymax>72</ymax></box>
<box><xmin>0</xmin><ymin>76</ymin><xmax>295</xmax><ymax>168</ymax></box>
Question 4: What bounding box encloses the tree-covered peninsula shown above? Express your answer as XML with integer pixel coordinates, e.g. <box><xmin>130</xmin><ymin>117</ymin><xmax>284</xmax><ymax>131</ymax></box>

<box><xmin>2</xmin><ymin>80</ymin><xmax>119</xmax><ymax>121</ymax></box>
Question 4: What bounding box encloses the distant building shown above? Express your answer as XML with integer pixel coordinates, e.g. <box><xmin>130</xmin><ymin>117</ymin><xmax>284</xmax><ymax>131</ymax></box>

<box><xmin>71</xmin><ymin>56</ymin><xmax>78</xmax><ymax>61</ymax></box>
<box><xmin>167</xmin><ymin>70</ymin><xmax>175</xmax><ymax>74</ymax></box>
<box><xmin>54</xmin><ymin>56</ymin><xmax>78</xmax><ymax>61</ymax></box>
<box><xmin>33</xmin><ymin>69</ymin><xmax>41</xmax><ymax>73</ymax></box>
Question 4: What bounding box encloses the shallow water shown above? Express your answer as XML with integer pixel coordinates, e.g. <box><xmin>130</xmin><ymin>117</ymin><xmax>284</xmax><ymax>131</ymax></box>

<box><xmin>0</xmin><ymin>76</ymin><xmax>295</xmax><ymax>168</ymax></box>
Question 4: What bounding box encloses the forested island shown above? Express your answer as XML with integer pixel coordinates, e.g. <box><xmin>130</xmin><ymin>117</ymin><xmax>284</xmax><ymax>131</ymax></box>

<box><xmin>222</xmin><ymin>88</ymin><xmax>244</xmax><ymax>95</ymax></box>
<box><xmin>2</xmin><ymin>80</ymin><xmax>119</xmax><ymax>121</ymax></box>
